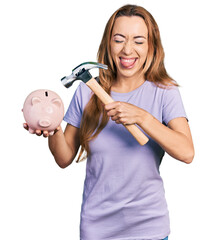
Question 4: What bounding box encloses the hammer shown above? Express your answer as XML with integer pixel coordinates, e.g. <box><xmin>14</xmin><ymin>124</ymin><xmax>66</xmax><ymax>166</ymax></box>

<box><xmin>61</xmin><ymin>62</ymin><xmax>149</xmax><ymax>145</ymax></box>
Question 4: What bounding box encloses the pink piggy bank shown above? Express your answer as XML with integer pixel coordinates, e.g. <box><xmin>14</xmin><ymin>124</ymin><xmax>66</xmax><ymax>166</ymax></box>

<box><xmin>23</xmin><ymin>89</ymin><xmax>64</xmax><ymax>135</ymax></box>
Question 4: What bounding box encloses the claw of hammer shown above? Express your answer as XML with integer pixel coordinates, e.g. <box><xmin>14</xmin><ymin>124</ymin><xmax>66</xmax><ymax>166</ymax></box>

<box><xmin>61</xmin><ymin>62</ymin><xmax>108</xmax><ymax>88</ymax></box>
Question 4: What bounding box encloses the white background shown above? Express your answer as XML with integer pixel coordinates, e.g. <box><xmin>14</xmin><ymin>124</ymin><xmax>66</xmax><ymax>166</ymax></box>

<box><xmin>0</xmin><ymin>0</ymin><xmax>215</xmax><ymax>239</ymax></box>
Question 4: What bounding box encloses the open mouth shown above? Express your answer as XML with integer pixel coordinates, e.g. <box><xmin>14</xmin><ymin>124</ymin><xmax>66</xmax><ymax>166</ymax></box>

<box><xmin>119</xmin><ymin>57</ymin><xmax>137</xmax><ymax>69</ymax></box>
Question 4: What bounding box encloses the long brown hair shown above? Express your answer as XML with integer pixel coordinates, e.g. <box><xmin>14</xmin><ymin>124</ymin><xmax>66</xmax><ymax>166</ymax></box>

<box><xmin>77</xmin><ymin>4</ymin><xmax>177</xmax><ymax>162</ymax></box>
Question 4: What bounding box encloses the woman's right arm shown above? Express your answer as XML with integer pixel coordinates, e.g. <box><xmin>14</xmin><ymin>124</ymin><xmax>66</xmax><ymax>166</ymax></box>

<box><xmin>48</xmin><ymin>124</ymin><xmax>80</xmax><ymax>168</ymax></box>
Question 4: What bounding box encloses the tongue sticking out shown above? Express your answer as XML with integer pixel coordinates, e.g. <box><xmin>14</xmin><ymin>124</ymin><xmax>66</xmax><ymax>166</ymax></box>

<box><xmin>120</xmin><ymin>58</ymin><xmax>136</xmax><ymax>68</ymax></box>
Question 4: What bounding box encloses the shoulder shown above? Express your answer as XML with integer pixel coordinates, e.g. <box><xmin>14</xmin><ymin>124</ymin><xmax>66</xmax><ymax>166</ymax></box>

<box><xmin>66</xmin><ymin>82</ymin><xmax>92</xmax><ymax>113</ymax></box>
<box><xmin>145</xmin><ymin>80</ymin><xmax>179</xmax><ymax>92</ymax></box>
<box><xmin>76</xmin><ymin>81</ymin><xmax>92</xmax><ymax>95</ymax></box>
<box><xmin>74</xmin><ymin>82</ymin><xmax>92</xmax><ymax>102</ymax></box>
<box><xmin>64</xmin><ymin>82</ymin><xmax>92</xmax><ymax>126</ymax></box>
<box><xmin>145</xmin><ymin>80</ymin><xmax>180</xmax><ymax>99</ymax></box>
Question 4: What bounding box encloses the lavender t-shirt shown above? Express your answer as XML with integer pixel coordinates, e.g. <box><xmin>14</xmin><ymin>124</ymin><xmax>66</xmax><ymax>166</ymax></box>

<box><xmin>64</xmin><ymin>80</ymin><xmax>187</xmax><ymax>240</ymax></box>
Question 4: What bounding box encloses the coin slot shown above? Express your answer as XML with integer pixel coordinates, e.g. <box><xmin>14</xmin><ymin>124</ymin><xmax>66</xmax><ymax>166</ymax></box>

<box><xmin>45</xmin><ymin>91</ymin><xmax>48</xmax><ymax>97</ymax></box>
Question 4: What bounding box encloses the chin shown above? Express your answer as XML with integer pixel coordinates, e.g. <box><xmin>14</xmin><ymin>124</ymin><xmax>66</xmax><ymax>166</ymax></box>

<box><xmin>118</xmin><ymin>67</ymin><xmax>142</xmax><ymax>79</ymax></box>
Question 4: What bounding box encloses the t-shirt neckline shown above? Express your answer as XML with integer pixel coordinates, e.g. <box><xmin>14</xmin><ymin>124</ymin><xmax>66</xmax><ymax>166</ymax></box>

<box><xmin>111</xmin><ymin>80</ymin><xmax>148</xmax><ymax>97</ymax></box>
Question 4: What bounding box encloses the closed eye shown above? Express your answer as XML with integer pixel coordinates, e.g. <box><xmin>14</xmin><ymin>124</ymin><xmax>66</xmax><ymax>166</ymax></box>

<box><xmin>134</xmin><ymin>36</ymin><xmax>146</xmax><ymax>45</ymax></box>
<box><xmin>114</xmin><ymin>40</ymin><xmax>124</xmax><ymax>43</ymax></box>
<box><xmin>113</xmin><ymin>33</ymin><xmax>125</xmax><ymax>43</ymax></box>
<box><xmin>135</xmin><ymin>41</ymin><xmax>144</xmax><ymax>45</ymax></box>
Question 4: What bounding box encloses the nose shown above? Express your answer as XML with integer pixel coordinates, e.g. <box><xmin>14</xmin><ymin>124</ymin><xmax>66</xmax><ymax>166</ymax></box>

<box><xmin>39</xmin><ymin>119</ymin><xmax>51</xmax><ymax>128</ymax></box>
<box><xmin>122</xmin><ymin>41</ymin><xmax>133</xmax><ymax>55</ymax></box>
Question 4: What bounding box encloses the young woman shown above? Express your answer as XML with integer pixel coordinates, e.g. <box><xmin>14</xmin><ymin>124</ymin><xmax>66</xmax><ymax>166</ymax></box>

<box><xmin>24</xmin><ymin>4</ymin><xmax>194</xmax><ymax>240</ymax></box>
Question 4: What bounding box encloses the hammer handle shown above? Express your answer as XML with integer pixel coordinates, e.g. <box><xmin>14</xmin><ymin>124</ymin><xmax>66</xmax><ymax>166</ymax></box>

<box><xmin>86</xmin><ymin>78</ymin><xmax>149</xmax><ymax>145</ymax></box>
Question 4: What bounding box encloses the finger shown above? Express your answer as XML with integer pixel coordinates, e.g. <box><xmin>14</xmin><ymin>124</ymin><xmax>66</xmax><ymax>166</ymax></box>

<box><xmin>111</xmin><ymin>115</ymin><xmax>119</xmax><ymax>121</ymax></box>
<box><xmin>56</xmin><ymin>126</ymin><xmax>61</xmax><ymax>131</ymax></box>
<box><xmin>35</xmin><ymin>130</ymin><xmax>42</xmax><ymax>136</ymax></box>
<box><xmin>115</xmin><ymin>117</ymin><xmax>129</xmax><ymax>125</ymax></box>
<box><xmin>104</xmin><ymin>101</ymin><xmax>120</xmax><ymax>111</ymax></box>
<box><xmin>112</xmin><ymin>111</ymin><xmax>124</xmax><ymax>120</ymax></box>
<box><xmin>115</xmin><ymin>119</ymin><xmax>122</xmax><ymax>124</ymax></box>
<box><xmin>107</xmin><ymin>109</ymin><xmax>117</xmax><ymax>117</ymax></box>
<box><xmin>111</xmin><ymin>110</ymin><xmax>123</xmax><ymax>119</ymax></box>
<box><xmin>43</xmin><ymin>131</ymin><xmax>49</xmax><ymax>138</ymax></box>
<box><xmin>54</xmin><ymin>127</ymin><xmax>60</xmax><ymax>134</ymax></box>
<box><xmin>23</xmin><ymin>123</ymin><xmax>29</xmax><ymax>130</ymax></box>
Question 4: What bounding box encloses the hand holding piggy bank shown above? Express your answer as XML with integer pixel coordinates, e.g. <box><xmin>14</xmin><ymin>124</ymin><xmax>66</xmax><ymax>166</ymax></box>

<box><xmin>23</xmin><ymin>89</ymin><xmax>64</xmax><ymax>136</ymax></box>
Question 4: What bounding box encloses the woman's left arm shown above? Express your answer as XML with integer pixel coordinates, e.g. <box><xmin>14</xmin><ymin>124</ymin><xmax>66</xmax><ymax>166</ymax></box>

<box><xmin>140</xmin><ymin>112</ymin><xmax>194</xmax><ymax>163</ymax></box>
<box><xmin>105</xmin><ymin>102</ymin><xmax>194</xmax><ymax>164</ymax></box>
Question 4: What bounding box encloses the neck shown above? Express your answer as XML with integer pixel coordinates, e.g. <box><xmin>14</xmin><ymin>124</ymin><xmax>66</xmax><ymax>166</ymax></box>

<box><xmin>112</xmin><ymin>73</ymin><xmax>146</xmax><ymax>93</ymax></box>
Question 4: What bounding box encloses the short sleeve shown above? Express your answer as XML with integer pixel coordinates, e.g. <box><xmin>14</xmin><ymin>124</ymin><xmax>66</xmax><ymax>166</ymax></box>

<box><xmin>162</xmin><ymin>86</ymin><xmax>187</xmax><ymax>125</ymax></box>
<box><xmin>63</xmin><ymin>83</ymin><xmax>91</xmax><ymax>128</ymax></box>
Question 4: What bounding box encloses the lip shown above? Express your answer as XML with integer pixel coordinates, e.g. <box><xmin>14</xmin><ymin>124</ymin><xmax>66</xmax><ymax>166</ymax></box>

<box><xmin>119</xmin><ymin>57</ymin><xmax>138</xmax><ymax>69</ymax></box>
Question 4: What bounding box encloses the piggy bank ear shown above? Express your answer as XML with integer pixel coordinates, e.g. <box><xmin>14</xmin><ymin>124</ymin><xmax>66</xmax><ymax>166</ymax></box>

<box><xmin>52</xmin><ymin>98</ymin><xmax>62</xmax><ymax>108</ymax></box>
<box><xmin>31</xmin><ymin>97</ymin><xmax>42</xmax><ymax>105</ymax></box>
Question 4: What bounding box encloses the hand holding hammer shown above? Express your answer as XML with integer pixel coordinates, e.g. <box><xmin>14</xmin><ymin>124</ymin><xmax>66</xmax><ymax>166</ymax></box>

<box><xmin>61</xmin><ymin>62</ymin><xmax>149</xmax><ymax>145</ymax></box>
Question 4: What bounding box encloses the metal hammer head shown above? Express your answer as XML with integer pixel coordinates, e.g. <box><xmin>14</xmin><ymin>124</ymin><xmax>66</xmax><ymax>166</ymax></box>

<box><xmin>61</xmin><ymin>62</ymin><xmax>108</xmax><ymax>88</ymax></box>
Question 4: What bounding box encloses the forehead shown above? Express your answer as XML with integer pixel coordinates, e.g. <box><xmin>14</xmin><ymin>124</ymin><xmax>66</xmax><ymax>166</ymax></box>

<box><xmin>112</xmin><ymin>16</ymin><xmax>148</xmax><ymax>36</ymax></box>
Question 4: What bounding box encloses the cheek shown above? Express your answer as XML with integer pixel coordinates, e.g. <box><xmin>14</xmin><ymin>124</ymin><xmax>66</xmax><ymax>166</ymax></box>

<box><xmin>111</xmin><ymin>44</ymin><xmax>121</xmax><ymax>59</ymax></box>
<box><xmin>139</xmin><ymin>45</ymin><xmax>148</xmax><ymax>60</ymax></box>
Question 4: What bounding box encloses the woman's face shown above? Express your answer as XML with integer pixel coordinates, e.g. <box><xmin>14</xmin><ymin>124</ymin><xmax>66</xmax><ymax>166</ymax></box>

<box><xmin>110</xmin><ymin>16</ymin><xmax>148</xmax><ymax>81</ymax></box>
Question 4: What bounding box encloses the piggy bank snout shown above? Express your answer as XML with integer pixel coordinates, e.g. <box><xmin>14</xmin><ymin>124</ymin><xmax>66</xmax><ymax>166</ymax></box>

<box><xmin>39</xmin><ymin>119</ymin><xmax>51</xmax><ymax>128</ymax></box>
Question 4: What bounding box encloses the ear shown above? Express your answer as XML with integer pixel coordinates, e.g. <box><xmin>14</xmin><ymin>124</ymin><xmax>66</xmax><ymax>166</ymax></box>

<box><xmin>31</xmin><ymin>97</ymin><xmax>42</xmax><ymax>105</ymax></box>
<box><xmin>52</xmin><ymin>98</ymin><xmax>62</xmax><ymax>108</ymax></box>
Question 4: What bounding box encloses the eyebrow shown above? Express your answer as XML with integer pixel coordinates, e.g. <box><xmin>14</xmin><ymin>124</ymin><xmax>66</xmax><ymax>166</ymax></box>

<box><xmin>134</xmin><ymin>36</ymin><xmax>146</xmax><ymax>39</ymax></box>
<box><xmin>114</xmin><ymin>33</ymin><xmax>125</xmax><ymax>38</ymax></box>
<box><xmin>113</xmin><ymin>33</ymin><xmax>146</xmax><ymax>39</ymax></box>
